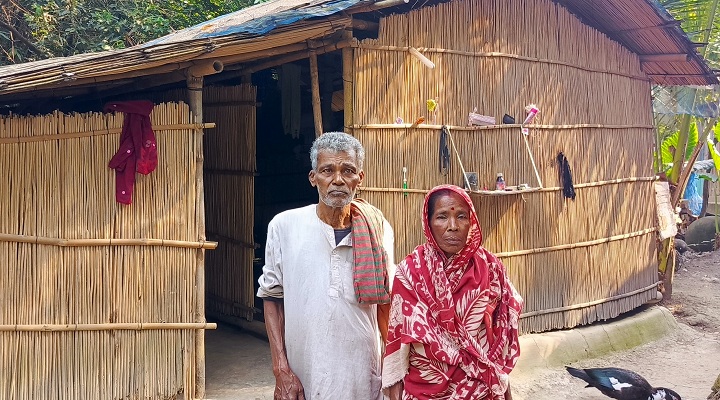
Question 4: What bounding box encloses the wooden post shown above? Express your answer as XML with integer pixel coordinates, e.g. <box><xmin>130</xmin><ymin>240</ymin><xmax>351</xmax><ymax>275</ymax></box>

<box><xmin>342</xmin><ymin>31</ymin><xmax>354</xmax><ymax>131</ymax></box>
<box><xmin>184</xmin><ymin>60</ymin><xmax>223</xmax><ymax>400</ymax></box>
<box><xmin>309</xmin><ymin>49</ymin><xmax>323</xmax><ymax>137</ymax></box>
<box><xmin>321</xmin><ymin>65</ymin><xmax>334</xmax><ymax>132</ymax></box>
<box><xmin>187</xmin><ymin>71</ymin><xmax>207</xmax><ymax>400</ymax></box>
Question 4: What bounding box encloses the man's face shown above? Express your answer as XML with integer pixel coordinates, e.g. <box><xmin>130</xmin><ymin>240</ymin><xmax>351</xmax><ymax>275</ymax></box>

<box><xmin>309</xmin><ymin>150</ymin><xmax>364</xmax><ymax>208</ymax></box>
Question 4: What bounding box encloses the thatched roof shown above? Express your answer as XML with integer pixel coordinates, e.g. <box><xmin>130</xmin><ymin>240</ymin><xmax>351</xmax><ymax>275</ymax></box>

<box><xmin>556</xmin><ymin>0</ymin><xmax>717</xmax><ymax>86</ymax></box>
<box><xmin>0</xmin><ymin>0</ymin><xmax>715</xmax><ymax>103</ymax></box>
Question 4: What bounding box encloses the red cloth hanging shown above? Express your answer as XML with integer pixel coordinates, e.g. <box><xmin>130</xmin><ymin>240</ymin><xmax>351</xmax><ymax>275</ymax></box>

<box><xmin>105</xmin><ymin>100</ymin><xmax>157</xmax><ymax>204</ymax></box>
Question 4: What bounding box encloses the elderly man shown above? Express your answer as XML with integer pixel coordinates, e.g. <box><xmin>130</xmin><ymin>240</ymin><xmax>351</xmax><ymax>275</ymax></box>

<box><xmin>257</xmin><ymin>132</ymin><xmax>395</xmax><ymax>400</ymax></box>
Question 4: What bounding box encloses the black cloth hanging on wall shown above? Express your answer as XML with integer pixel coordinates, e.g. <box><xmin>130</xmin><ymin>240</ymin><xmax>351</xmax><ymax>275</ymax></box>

<box><xmin>557</xmin><ymin>152</ymin><xmax>576</xmax><ymax>200</ymax></box>
<box><xmin>439</xmin><ymin>126</ymin><xmax>450</xmax><ymax>175</ymax></box>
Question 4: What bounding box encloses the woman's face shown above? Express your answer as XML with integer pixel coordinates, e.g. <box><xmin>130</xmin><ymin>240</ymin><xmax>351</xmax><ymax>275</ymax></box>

<box><xmin>429</xmin><ymin>191</ymin><xmax>472</xmax><ymax>257</ymax></box>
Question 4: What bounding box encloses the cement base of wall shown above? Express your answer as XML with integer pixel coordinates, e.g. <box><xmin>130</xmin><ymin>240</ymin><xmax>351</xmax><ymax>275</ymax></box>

<box><xmin>513</xmin><ymin>305</ymin><xmax>677</xmax><ymax>378</ymax></box>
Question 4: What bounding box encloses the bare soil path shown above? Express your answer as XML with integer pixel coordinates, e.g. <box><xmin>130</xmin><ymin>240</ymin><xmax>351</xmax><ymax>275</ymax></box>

<box><xmin>206</xmin><ymin>250</ymin><xmax>720</xmax><ymax>400</ymax></box>
<box><xmin>512</xmin><ymin>249</ymin><xmax>720</xmax><ymax>400</ymax></box>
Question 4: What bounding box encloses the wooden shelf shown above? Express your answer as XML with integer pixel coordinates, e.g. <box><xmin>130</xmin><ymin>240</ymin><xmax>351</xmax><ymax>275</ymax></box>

<box><xmin>469</xmin><ymin>187</ymin><xmax>541</xmax><ymax>196</ymax></box>
<box><xmin>348</xmin><ymin>123</ymin><xmax>653</xmax><ymax>131</ymax></box>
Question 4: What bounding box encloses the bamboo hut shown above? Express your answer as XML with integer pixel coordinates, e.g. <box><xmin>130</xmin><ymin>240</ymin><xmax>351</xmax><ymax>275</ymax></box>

<box><xmin>0</xmin><ymin>0</ymin><xmax>716</xmax><ymax>398</ymax></box>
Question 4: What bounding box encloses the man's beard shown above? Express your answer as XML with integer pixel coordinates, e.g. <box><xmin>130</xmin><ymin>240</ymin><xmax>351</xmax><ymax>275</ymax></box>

<box><xmin>318</xmin><ymin>188</ymin><xmax>355</xmax><ymax>208</ymax></box>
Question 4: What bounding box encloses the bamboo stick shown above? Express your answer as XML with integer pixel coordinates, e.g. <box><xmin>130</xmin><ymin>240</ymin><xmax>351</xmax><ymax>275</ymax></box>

<box><xmin>342</xmin><ymin>34</ymin><xmax>355</xmax><ymax>130</ymax></box>
<box><xmin>186</xmin><ymin>75</ymin><xmax>207</xmax><ymax>400</ymax></box>
<box><xmin>348</xmin><ymin>123</ymin><xmax>654</xmax><ymax>130</ymax></box>
<box><xmin>0</xmin><ymin>234</ymin><xmax>218</xmax><ymax>249</ymax></box>
<box><xmin>445</xmin><ymin>128</ymin><xmax>471</xmax><ymax>188</ymax></box>
<box><xmin>521</xmin><ymin>131</ymin><xmax>543</xmax><ymax>187</ymax></box>
<box><xmin>0</xmin><ymin>323</ymin><xmax>217</xmax><ymax>332</ymax></box>
<box><xmin>359</xmin><ymin>176</ymin><xmax>658</xmax><ymax>194</ymax></box>
<box><xmin>309</xmin><ymin>49</ymin><xmax>323</xmax><ymax>136</ymax></box>
<box><xmin>494</xmin><ymin>228</ymin><xmax>656</xmax><ymax>258</ymax></box>
<box><xmin>238</xmin><ymin>39</ymin><xmax>353</xmax><ymax>76</ymax></box>
<box><xmin>519</xmin><ymin>282</ymin><xmax>659</xmax><ymax>318</ymax></box>
<box><xmin>352</xmin><ymin>43</ymin><xmax>650</xmax><ymax>81</ymax></box>
<box><xmin>0</xmin><ymin>122</ymin><xmax>216</xmax><ymax>144</ymax></box>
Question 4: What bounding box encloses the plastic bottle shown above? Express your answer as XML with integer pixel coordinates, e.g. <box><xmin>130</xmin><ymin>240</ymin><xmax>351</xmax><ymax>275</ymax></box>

<box><xmin>495</xmin><ymin>173</ymin><xmax>506</xmax><ymax>190</ymax></box>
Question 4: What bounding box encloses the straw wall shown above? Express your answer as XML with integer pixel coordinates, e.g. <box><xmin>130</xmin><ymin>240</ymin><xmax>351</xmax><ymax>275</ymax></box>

<box><xmin>202</xmin><ymin>85</ymin><xmax>258</xmax><ymax>322</ymax></box>
<box><xmin>350</xmin><ymin>0</ymin><xmax>658</xmax><ymax>332</ymax></box>
<box><xmin>157</xmin><ymin>84</ymin><xmax>258</xmax><ymax>323</ymax></box>
<box><xmin>0</xmin><ymin>103</ymin><xmax>206</xmax><ymax>399</ymax></box>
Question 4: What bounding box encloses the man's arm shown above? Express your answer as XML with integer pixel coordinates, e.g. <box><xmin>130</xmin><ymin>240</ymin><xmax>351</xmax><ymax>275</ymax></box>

<box><xmin>263</xmin><ymin>298</ymin><xmax>305</xmax><ymax>400</ymax></box>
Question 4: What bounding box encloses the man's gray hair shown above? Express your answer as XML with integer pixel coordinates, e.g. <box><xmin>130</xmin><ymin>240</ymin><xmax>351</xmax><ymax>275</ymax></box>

<box><xmin>309</xmin><ymin>132</ymin><xmax>365</xmax><ymax>170</ymax></box>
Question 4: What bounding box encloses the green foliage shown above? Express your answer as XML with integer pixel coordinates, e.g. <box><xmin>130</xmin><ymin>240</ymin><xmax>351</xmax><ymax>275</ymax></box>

<box><xmin>0</xmin><ymin>0</ymin><xmax>259</xmax><ymax>65</ymax></box>
<box><xmin>660</xmin><ymin>0</ymin><xmax>720</xmax><ymax>69</ymax></box>
<box><xmin>660</xmin><ymin>121</ymin><xmax>700</xmax><ymax>172</ymax></box>
<box><xmin>709</xmin><ymin>123</ymin><xmax>720</xmax><ymax>179</ymax></box>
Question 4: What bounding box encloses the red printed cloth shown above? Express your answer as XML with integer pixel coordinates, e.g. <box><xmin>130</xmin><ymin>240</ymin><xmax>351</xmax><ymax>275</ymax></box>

<box><xmin>383</xmin><ymin>185</ymin><xmax>523</xmax><ymax>400</ymax></box>
<box><xmin>105</xmin><ymin>100</ymin><xmax>157</xmax><ymax>204</ymax></box>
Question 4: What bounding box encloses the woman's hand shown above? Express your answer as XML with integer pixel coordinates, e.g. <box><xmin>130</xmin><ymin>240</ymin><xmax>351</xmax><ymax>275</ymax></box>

<box><xmin>273</xmin><ymin>368</ymin><xmax>305</xmax><ymax>400</ymax></box>
<box><xmin>388</xmin><ymin>381</ymin><xmax>404</xmax><ymax>400</ymax></box>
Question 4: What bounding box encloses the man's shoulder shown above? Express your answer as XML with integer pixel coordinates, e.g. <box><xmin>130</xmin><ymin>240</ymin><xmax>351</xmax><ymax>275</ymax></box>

<box><xmin>271</xmin><ymin>204</ymin><xmax>316</xmax><ymax>225</ymax></box>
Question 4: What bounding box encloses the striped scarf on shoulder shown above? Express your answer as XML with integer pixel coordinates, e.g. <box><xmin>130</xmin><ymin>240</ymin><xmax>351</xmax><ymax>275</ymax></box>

<box><xmin>350</xmin><ymin>199</ymin><xmax>391</xmax><ymax>304</ymax></box>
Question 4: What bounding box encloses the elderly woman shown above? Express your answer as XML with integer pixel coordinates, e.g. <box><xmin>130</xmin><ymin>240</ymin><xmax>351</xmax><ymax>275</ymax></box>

<box><xmin>383</xmin><ymin>184</ymin><xmax>523</xmax><ymax>400</ymax></box>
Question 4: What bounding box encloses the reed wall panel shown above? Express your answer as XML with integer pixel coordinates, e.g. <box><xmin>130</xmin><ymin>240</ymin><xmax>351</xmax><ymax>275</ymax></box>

<box><xmin>202</xmin><ymin>85</ymin><xmax>257</xmax><ymax>322</ymax></box>
<box><xmin>351</xmin><ymin>0</ymin><xmax>657</xmax><ymax>332</ymax></box>
<box><xmin>156</xmin><ymin>84</ymin><xmax>257</xmax><ymax>322</ymax></box>
<box><xmin>0</xmin><ymin>103</ymin><xmax>201</xmax><ymax>398</ymax></box>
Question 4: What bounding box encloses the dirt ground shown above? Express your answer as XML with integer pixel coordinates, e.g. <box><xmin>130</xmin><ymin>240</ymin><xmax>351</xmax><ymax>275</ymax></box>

<box><xmin>206</xmin><ymin>249</ymin><xmax>720</xmax><ymax>400</ymax></box>
<box><xmin>511</xmin><ymin>249</ymin><xmax>720</xmax><ymax>400</ymax></box>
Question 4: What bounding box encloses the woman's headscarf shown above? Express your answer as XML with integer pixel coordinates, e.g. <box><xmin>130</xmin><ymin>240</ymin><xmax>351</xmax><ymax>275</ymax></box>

<box><xmin>383</xmin><ymin>185</ymin><xmax>524</xmax><ymax>399</ymax></box>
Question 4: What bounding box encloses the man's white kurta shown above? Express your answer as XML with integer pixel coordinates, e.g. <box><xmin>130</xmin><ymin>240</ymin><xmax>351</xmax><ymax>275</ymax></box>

<box><xmin>257</xmin><ymin>204</ymin><xmax>394</xmax><ymax>400</ymax></box>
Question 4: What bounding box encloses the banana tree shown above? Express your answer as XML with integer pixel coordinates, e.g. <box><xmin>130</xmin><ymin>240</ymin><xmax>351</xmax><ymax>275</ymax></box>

<box><xmin>656</xmin><ymin>0</ymin><xmax>720</xmax><ymax>300</ymax></box>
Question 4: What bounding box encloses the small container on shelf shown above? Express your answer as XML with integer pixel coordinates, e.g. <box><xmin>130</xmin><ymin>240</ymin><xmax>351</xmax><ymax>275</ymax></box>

<box><xmin>495</xmin><ymin>173</ymin><xmax>506</xmax><ymax>191</ymax></box>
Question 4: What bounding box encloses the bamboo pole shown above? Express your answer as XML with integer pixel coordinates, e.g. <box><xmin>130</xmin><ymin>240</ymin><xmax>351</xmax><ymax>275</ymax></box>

<box><xmin>519</xmin><ymin>282</ymin><xmax>659</xmax><ymax>318</ymax></box>
<box><xmin>186</xmin><ymin>73</ymin><xmax>208</xmax><ymax>400</ymax></box>
<box><xmin>445</xmin><ymin>128</ymin><xmax>472</xmax><ymax>189</ymax></box>
<box><xmin>0</xmin><ymin>123</ymin><xmax>217</xmax><ymax>144</ymax></box>
<box><xmin>0</xmin><ymin>234</ymin><xmax>218</xmax><ymax>249</ymax></box>
<box><xmin>359</xmin><ymin>176</ymin><xmax>658</xmax><ymax>194</ymax></box>
<box><xmin>309</xmin><ymin>49</ymin><xmax>324</xmax><ymax>136</ymax></box>
<box><xmin>521</xmin><ymin>131</ymin><xmax>544</xmax><ymax>187</ymax></box>
<box><xmin>352</xmin><ymin>43</ymin><xmax>651</xmax><ymax>81</ymax></box>
<box><xmin>238</xmin><ymin>39</ymin><xmax>353</xmax><ymax>76</ymax></box>
<box><xmin>348</xmin><ymin>123</ymin><xmax>654</xmax><ymax>130</ymax></box>
<box><xmin>494</xmin><ymin>228</ymin><xmax>656</xmax><ymax>258</ymax></box>
<box><xmin>342</xmin><ymin>32</ymin><xmax>355</xmax><ymax>130</ymax></box>
<box><xmin>0</xmin><ymin>323</ymin><xmax>218</xmax><ymax>332</ymax></box>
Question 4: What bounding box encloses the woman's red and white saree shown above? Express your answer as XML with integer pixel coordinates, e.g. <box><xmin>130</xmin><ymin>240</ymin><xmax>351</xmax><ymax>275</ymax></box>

<box><xmin>383</xmin><ymin>185</ymin><xmax>524</xmax><ymax>400</ymax></box>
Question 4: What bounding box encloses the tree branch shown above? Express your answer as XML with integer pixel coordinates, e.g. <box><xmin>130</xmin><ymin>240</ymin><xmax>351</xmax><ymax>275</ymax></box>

<box><xmin>0</xmin><ymin>19</ymin><xmax>44</xmax><ymax>57</ymax></box>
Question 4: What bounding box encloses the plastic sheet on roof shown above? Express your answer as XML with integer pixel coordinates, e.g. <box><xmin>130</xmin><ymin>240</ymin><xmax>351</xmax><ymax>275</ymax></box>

<box><xmin>145</xmin><ymin>0</ymin><xmax>363</xmax><ymax>46</ymax></box>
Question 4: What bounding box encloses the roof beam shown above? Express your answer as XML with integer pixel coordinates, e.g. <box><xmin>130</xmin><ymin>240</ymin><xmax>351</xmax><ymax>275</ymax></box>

<box><xmin>639</xmin><ymin>54</ymin><xmax>691</xmax><ymax>63</ymax></box>
<box><xmin>611</xmin><ymin>20</ymin><xmax>682</xmax><ymax>35</ymax></box>
<box><xmin>646</xmin><ymin>73</ymin><xmax>719</xmax><ymax>77</ymax></box>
